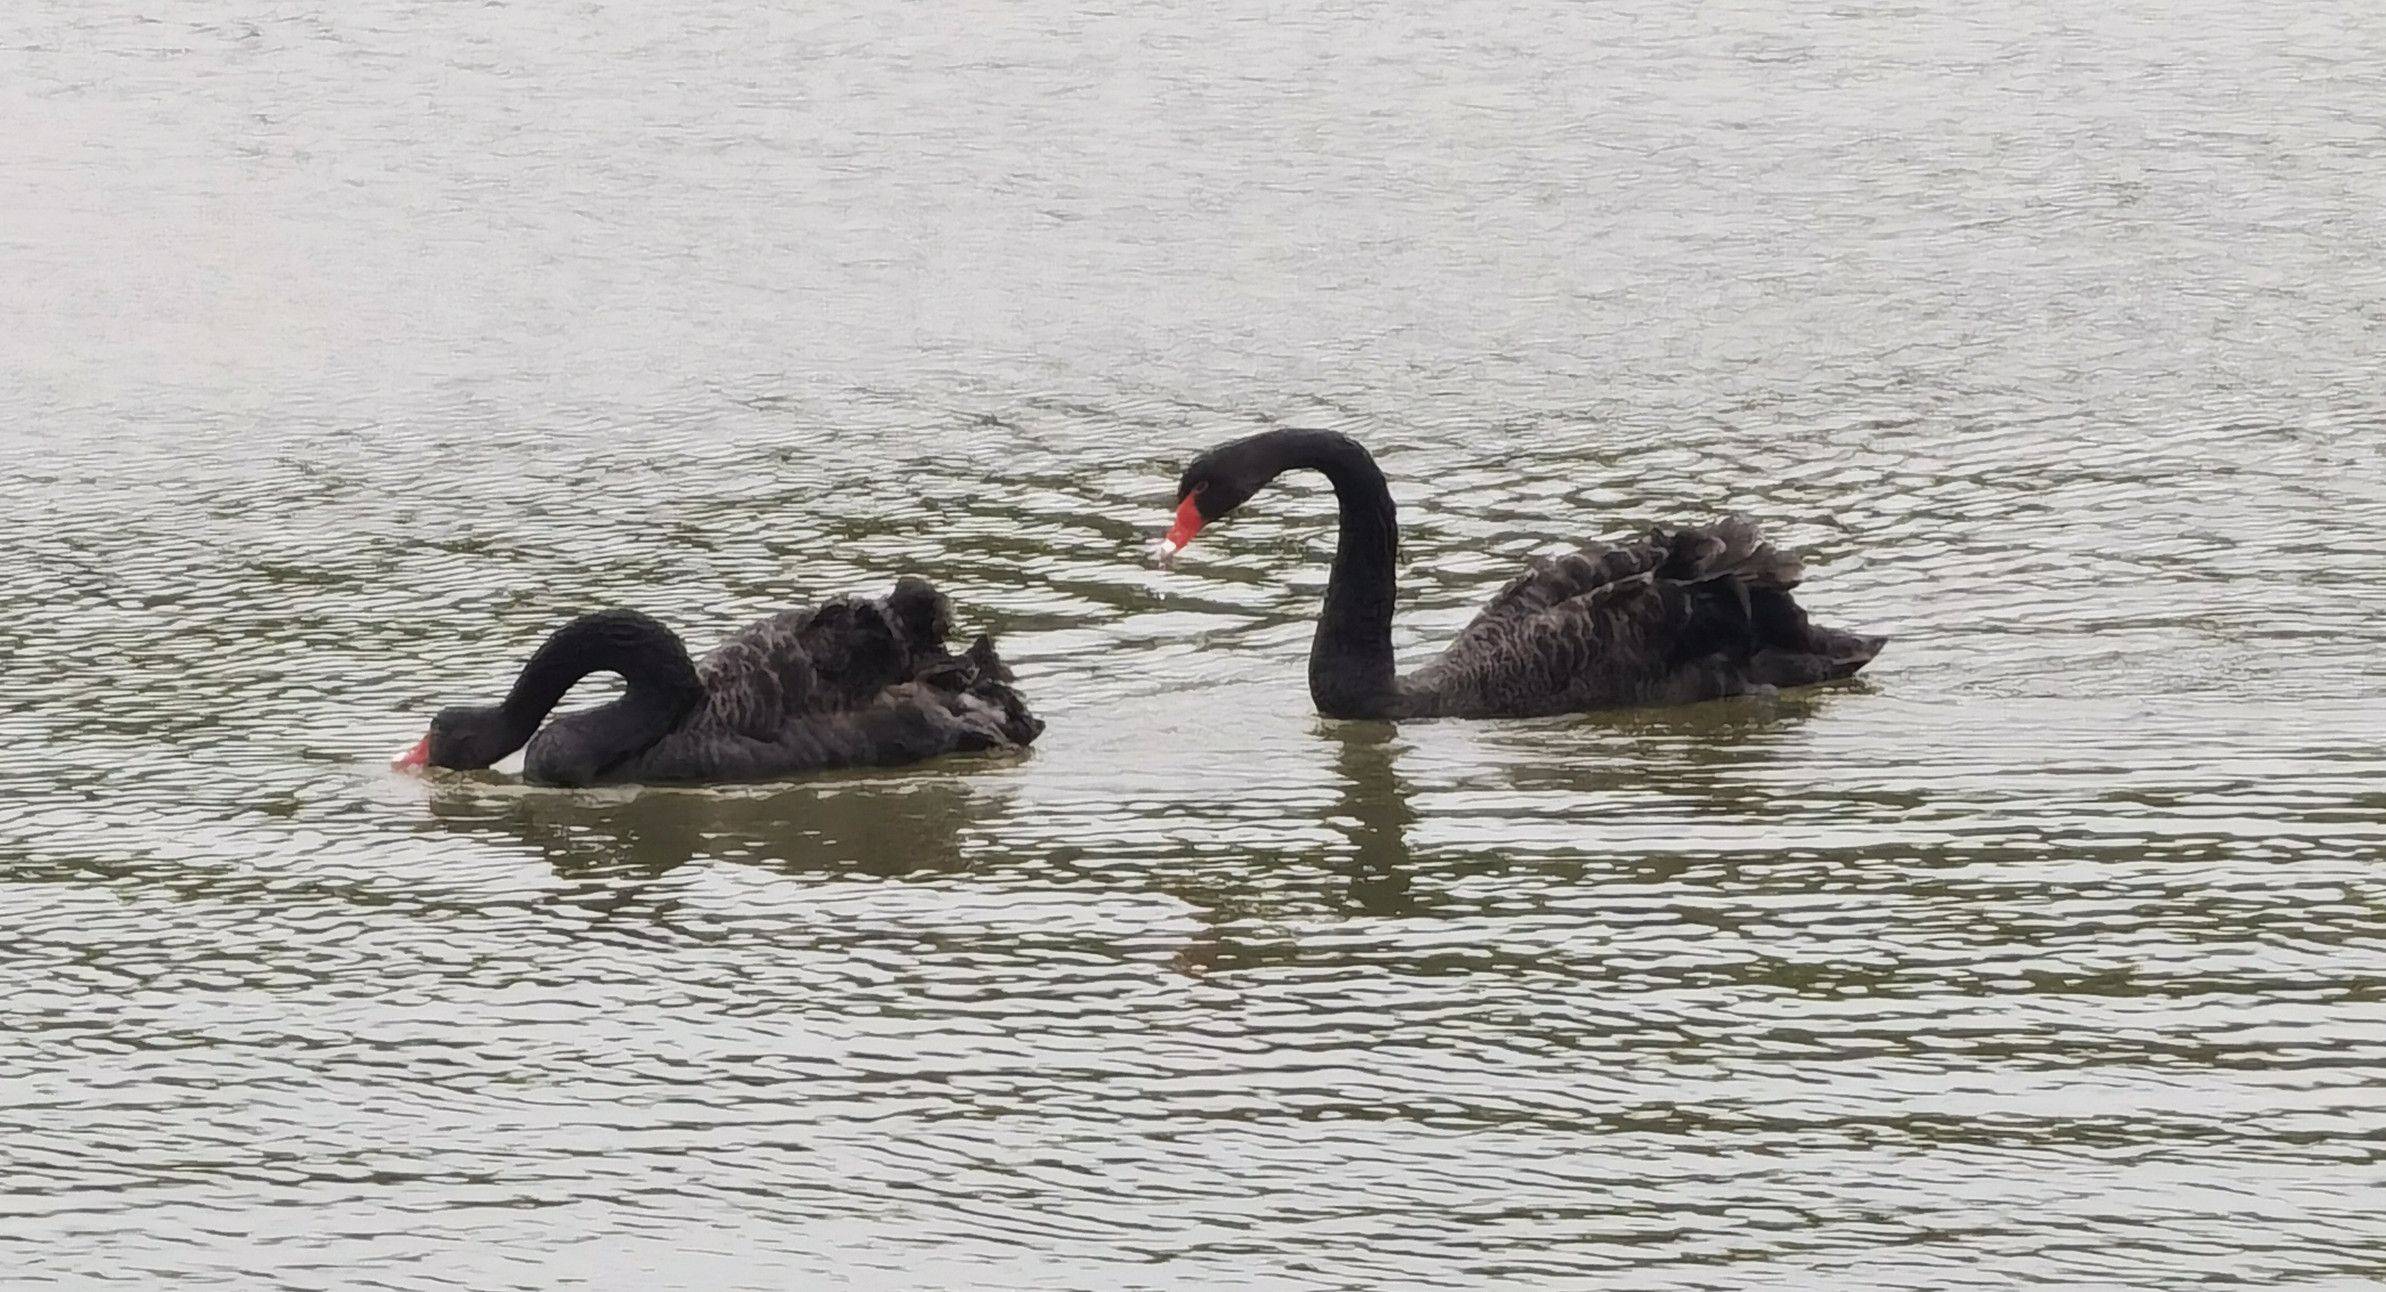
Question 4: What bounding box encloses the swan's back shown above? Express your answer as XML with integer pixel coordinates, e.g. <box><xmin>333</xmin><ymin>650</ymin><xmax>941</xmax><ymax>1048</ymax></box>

<box><xmin>606</xmin><ymin>578</ymin><xmax>1041</xmax><ymax>784</ymax></box>
<box><xmin>1401</xmin><ymin>518</ymin><xmax>1880</xmax><ymax>718</ymax></box>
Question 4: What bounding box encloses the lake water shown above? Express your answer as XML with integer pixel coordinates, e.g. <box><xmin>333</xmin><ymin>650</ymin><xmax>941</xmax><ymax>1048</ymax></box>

<box><xmin>7</xmin><ymin>1</ymin><xmax>2386</xmax><ymax>1287</ymax></box>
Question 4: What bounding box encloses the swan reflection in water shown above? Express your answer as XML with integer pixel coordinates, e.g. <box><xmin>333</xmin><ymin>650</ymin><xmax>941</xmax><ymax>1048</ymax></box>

<box><xmin>1323</xmin><ymin>690</ymin><xmax>1847</xmax><ymax>916</ymax></box>
<box><xmin>1171</xmin><ymin>690</ymin><xmax>1850</xmax><ymax>978</ymax></box>
<box><xmin>1332</xmin><ymin>722</ymin><xmax>1422</xmax><ymax>919</ymax></box>
<box><xmin>1170</xmin><ymin>721</ymin><xmax>1422</xmax><ymax>979</ymax></box>
<box><xmin>418</xmin><ymin>769</ymin><xmax>1008</xmax><ymax>932</ymax></box>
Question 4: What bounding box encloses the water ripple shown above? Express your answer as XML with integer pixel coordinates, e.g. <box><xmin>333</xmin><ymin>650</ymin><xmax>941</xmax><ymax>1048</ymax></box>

<box><xmin>10</xmin><ymin>0</ymin><xmax>2386</xmax><ymax>1287</ymax></box>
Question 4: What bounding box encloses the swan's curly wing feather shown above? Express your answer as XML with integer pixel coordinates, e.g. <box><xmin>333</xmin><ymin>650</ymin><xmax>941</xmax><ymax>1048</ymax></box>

<box><xmin>690</xmin><ymin>577</ymin><xmax>982</xmax><ymax>735</ymax></box>
<box><xmin>1406</xmin><ymin>518</ymin><xmax>1818</xmax><ymax>715</ymax></box>
<box><xmin>700</xmin><ymin>596</ymin><xmax>908</xmax><ymax>723</ymax></box>
<box><xmin>1446</xmin><ymin>516</ymin><xmax>1800</xmax><ymax>650</ymax></box>
<box><xmin>1439</xmin><ymin>536</ymin><xmax>1668</xmax><ymax>664</ymax></box>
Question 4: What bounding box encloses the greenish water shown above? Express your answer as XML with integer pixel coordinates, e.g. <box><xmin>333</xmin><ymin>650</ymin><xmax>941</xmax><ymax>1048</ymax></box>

<box><xmin>6</xmin><ymin>2</ymin><xmax>2386</xmax><ymax>1288</ymax></box>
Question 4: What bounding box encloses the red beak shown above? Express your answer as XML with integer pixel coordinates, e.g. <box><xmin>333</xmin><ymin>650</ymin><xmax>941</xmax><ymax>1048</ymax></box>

<box><xmin>392</xmin><ymin>736</ymin><xmax>431</xmax><ymax>772</ymax></box>
<box><xmin>1158</xmin><ymin>494</ymin><xmax>1206</xmax><ymax>559</ymax></box>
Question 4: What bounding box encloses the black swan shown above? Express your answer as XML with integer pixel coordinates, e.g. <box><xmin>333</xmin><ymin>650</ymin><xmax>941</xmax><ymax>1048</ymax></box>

<box><xmin>393</xmin><ymin>578</ymin><xmax>1042</xmax><ymax>786</ymax></box>
<box><xmin>1157</xmin><ymin>429</ymin><xmax>1885</xmax><ymax>719</ymax></box>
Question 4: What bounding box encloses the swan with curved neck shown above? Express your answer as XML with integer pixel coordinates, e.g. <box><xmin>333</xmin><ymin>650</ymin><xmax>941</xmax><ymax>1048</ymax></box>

<box><xmin>394</xmin><ymin>580</ymin><xmax>1041</xmax><ymax>787</ymax></box>
<box><xmin>1160</xmin><ymin>429</ymin><xmax>1884</xmax><ymax>720</ymax></box>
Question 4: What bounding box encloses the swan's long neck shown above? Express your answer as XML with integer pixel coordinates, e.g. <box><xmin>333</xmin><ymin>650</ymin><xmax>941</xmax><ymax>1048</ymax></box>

<box><xmin>1282</xmin><ymin>433</ymin><xmax>1402</xmax><ymax>719</ymax></box>
<box><xmin>500</xmin><ymin>610</ymin><xmax>704</xmax><ymax>775</ymax></box>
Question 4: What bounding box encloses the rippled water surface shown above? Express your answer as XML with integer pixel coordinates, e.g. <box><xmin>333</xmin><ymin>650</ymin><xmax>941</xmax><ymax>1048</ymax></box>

<box><xmin>8</xmin><ymin>2</ymin><xmax>2386</xmax><ymax>1287</ymax></box>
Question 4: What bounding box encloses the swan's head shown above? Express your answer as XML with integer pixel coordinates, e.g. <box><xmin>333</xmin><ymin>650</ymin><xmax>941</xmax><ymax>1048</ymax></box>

<box><xmin>392</xmin><ymin>704</ymin><xmax>518</xmax><ymax>773</ymax></box>
<box><xmin>1156</xmin><ymin>436</ymin><xmax>1275</xmax><ymax>565</ymax></box>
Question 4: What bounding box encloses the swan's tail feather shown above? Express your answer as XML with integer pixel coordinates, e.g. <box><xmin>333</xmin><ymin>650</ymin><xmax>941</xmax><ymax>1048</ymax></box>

<box><xmin>1751</xmin><ymin>630</ymin><xmax>1886</xmax><ymax>688</ymax></box>
<box><xmin>1748</xmin><ymin>588</ymin><xmax>1881</xmax><ymax>659</ymax></box>
<box><xmin>962</xmin><ymin>633</ymin><xmax>1016</xmax><ymax>683</ymax></box>
<box><xmin>965</xmin><ymin>636</ymin><xmax>1041</xmax><ymax>747</ymax></box>
<box><xmin>1745</xmin><ymin>582</ymin><xmax>1886</xmax><ymax>686</ymax></box>
<box><xmin>933</xmin><ymin>674</ymin><xmax>1044</xmax><ymax>752</ymax></box>
<box><xmin>912</xmin><ymin>631</ymin><xmax>1041</xmax><ymax>750</ymax></box>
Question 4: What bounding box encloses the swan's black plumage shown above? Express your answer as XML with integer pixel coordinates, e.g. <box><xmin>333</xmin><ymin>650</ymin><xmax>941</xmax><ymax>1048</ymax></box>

<box><xmin>406</xmin><ymin>578</ymin><xmax>1041</xmax><ymax>786</ymax></box>
<box><xmin>1164</xmin><ymin>429</ymin><xmax>1884</xmax><ymax>719</ymax></box>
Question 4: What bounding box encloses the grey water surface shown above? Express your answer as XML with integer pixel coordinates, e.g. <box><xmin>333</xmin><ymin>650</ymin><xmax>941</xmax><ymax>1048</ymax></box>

<box><xmin>6</xmin><ymin>1</ymin><xmax>2386</xmax><ymax>1288</ymax></box>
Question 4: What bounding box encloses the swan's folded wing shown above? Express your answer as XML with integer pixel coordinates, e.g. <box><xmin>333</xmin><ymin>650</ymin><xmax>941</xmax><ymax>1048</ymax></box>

<box><xmin>788</xmin><ymin>597</ymin><xmax>923</xmax><ymax>711</ymax></box>
<box><xmin>724</xmin><ymin>600</ymin><xmax>920</xmax><ymax>719</ymax></box>
<box><xmin>701</xmin><ymin>586</ymin><xmax>954</xmax><ymax>734</ymax></box>
<box><xmin>1411</xmin><ymin>572</ymin><xmax>1724</xmax><ymax>715</ymax></box>
<box><xmin>697</xmin><ymin>636</ymin><xmax>788</xmax><ymax>741</ymax></box>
